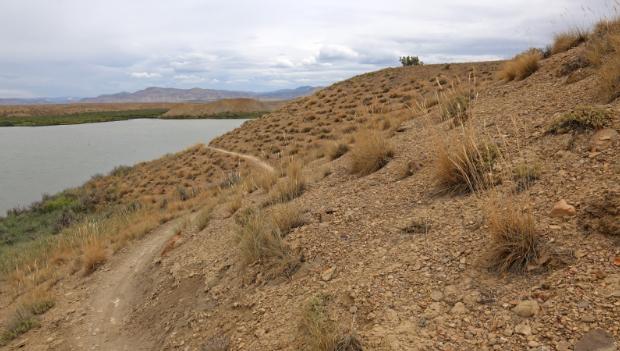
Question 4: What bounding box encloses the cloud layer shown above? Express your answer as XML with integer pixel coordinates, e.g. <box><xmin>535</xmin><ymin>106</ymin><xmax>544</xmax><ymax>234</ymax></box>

<box><xmin>0</xmin><ymin>0</ymin><xmax>612</xmax><ymax>97</ymax></box>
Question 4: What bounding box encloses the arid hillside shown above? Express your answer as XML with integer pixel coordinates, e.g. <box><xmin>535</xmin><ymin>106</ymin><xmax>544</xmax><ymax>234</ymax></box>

<box><xmin>0</xmin><ymin>19</ymin><xmax>619</xmax><ymax>351</ymax></box>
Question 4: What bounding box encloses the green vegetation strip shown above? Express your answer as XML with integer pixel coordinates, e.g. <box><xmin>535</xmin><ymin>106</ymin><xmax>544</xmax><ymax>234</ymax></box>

<box><xmin>162</xmin><ymin>110</ymin><xmax>268</xmax><ymax>119</ymax></box>
<box><xmin>0</xmin><ymin>109</ymin><xmax>169</xmax><ymax>127</ymax></box>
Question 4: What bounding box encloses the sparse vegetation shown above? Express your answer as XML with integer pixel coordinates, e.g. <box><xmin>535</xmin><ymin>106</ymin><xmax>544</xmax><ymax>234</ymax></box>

<box><xmin>202</xmin><ymin>335</ymin><xmax>231</xmax><ymax>351</ymax></box>
<box><xmin>299</xmin><ymin>294</ymin><xmax>363</xmax><ymax>351</ymax></box>
<box><xmin>434</xmin><ymin>131</ymin><xmax>498</xmax><ymax>194</ymax></box>
<box><xmin>584</xmin><ymin>17</ymin><xmax>620</xmax><ymax>101</ymax></box>
<box><xmin>498</xmin><ymin>49</ymin><xmax>542</xmax><ymax>81</ymax></box>
<box><xmin>440</xmin><ymin>92</ymin><xmax>471</xmax><ymax>122</ymax></box>
<box><xmin>512</xmin><ymin>162</ymin><xmax>541</xmax><ymax>192</ymax></box>
<box><xmin>195</xmin><ymin>204</ymin><xmax>214</xmax><ymax>231</ymax></box>
<box><xmin>269</xmin><ymin>203</ymin><xmax>305</xmax><ymax>236</ymax></box>
<box><xmin>349</xmin><ymin>130</ymin><xmax>394</xmax><ymax>176</ymax></box>
<box><xmin>235</xmin><ymin>209</ymin><xmax>293</xmax><ymax>268</ymax></box>
<box><xmin>267</xmin><ymin>160</ymin><xmax>306</xmax><ymax>205</ymax></box>
<box><xmin>399</xmin><ymin>56</ymin><xmax>423</xmax><ymax>66</ymax></box>
<box><xmin>81</xmin><ymin>235</ymin><xmax>107</xmax><ymax>275</ymax></box>
<box><xmin>0</xmin><ymin>307</ymin><xmax>40</xmax><ymax>346</ymax></box>
<box><xmin>551</xmin><ymin>29</ymin><xmax>589</xmax><ymax>55</ymax></box>
<box><xmin>253</xmin><ymin>169</ymin><xmax>278</xmax><ymax>192</ymax></box>
<box><xmin>0</xmin><ymin>109</ymin><xmax>168</xmax><ymax>127</ymax></box>
<box><xmin>547</xmin><ymin>106</ymin><xmax>613</xmax><ymax>134</ymax></box>
<box><xmin>483</xmin><ymin>200</ymin><xmax>543</xmax><ymax>273</ymax></box>
<box><xmin>326</xmin><ymin>142</ymin><xmax>349</xmax><ymax>160</ymax></box>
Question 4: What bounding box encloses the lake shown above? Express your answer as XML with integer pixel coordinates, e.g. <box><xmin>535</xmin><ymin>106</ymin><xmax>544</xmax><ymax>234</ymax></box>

<box><xmin>0</xmin><ymin>119</ymin><xmax>246</xmax><ymax>215</ymax></box>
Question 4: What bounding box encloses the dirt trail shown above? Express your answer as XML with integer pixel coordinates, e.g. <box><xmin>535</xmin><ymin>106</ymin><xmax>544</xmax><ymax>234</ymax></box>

<box><xmin>73</xmin><ymin>218</ymin><xmax>183</xmax><ymax>351</ymax></box>
<box><xmin>206</xmin><ymin>146</ymin><xmax>275</xmax><ymax>173</ymax></box>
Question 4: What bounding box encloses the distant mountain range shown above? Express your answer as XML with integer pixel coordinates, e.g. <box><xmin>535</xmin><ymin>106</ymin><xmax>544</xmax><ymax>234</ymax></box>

<box><xmin>0</xmin><ymin>86</ymin><xmax>319</xmax><ymax>105</ymax></box>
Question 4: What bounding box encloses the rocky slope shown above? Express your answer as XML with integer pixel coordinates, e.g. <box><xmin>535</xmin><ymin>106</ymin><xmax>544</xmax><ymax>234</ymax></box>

<box><xmin>1</xmin><ymin>34</ymin><xmax>619</xmax><ymax>351</ymax></box>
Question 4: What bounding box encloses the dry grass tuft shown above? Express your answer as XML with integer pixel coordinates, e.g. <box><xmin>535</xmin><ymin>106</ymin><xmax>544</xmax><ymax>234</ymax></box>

<box><xmin>498</xmin><ymin>49</ymin><xmax>542</xmax><ymax>81</ymax></box>
<box><xmin>585</xmin><ymin>17</ymin><xmax>620</xmax><ymax>101</ymax></box>
<box><xmin>326</xmin><ymin>142</ymin><xmax>350</xmax><ymax>160</ymax></box>
<box><xmin>81</xmin><ymin>236</ymin><xmax>107</xmax><ymax>275</ymax></box>
<box><xmin>235</xmin><ymin>209</ymin><xmax>292</xmax><ymax>267</ymax></box>
<box><xmin>267</xmin><ymin>160</ymin><xmax>306</xmax><ymax>205</ymax></box>
<box><xmin>434</xmin><ymin>131</ymin><xmax>498</xmax><ymax>194</ymax></box>
<box><xmin>195</xmin><ymin>204</ymin><xmax>214</xmax><ymax>231</ymax></box>
<box><xmin>349</xmin><ymin>130</ymin><xmax>394</xmax><ymax>176</ymax></box>
<box><xmin>269</xmin><ymin>203</ymin><xmax>306</xmax><ymax>236</ymax></box>
<box><xmin>546</xmin><ymin>106</ymin><xmax>613</xmax><ymax>134</ymax></box>
<box><xmin>440</xmin><ymin>92</ymin><xmax>470</xmax><ymax>122</ymax></box>
<box><xmin>551</xmin><ymin>29</ymin><xmax>589</xmax><ymax>54</ymax></box>
<box><xmin>483</xmin><ymin>199</ymin><xmax>543</xmax><ymax>273</ymax></box>
<box><xmin>512</xmin><ymin>162</ymin><xmax>541</xmax><ymax>192</ymax></box>
<box><xmin>299</xmin><ymin>294</ymin><xmax>363</xmax><ymax>351</ymax></box>
<box><xmin>253</xmin><ymin>169</ymin><xmax>278</xmax><ymax>192</ymax></box>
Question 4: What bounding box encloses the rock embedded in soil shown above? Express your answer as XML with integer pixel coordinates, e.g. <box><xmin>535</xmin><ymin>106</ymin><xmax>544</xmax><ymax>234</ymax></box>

<box><xmin>512</xmin><ymin>299</ymin><xmax>540</xmax><ymax>318</ymax></box>
<box><xmin>574</xmin><ymin>329</ymin><xmax>617</xmax><ymax>351</ymax></box>
<box><xmin>321</xmin><ymin>266</ymin><xmax>336</xmax><ymax>281</ymax></box>
<box><xmin>590</xmin><ymin>128</ymin><xmax>619</xmax><ymax>152</ymax></box>
<box><xmin>551</xmin><ymin>199</ymin><xmax>577</xmax><ymax>217</ymax></box>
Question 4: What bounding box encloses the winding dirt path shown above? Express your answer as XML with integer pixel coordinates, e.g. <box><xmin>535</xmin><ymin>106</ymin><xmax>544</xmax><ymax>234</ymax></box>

<box><xmin>67</xmin><ymin>147</ymin><xmax>272</xmax><ymax>350</ymax></box>
<box><xmin>74</xmin><ymin>218</ymin><xmax>182</xmax><ymax>351</ymax></box>
<box><xmin>206</xmin><ymin>146</ymin><xmax>275</xmax><ymax>173</ymax></box>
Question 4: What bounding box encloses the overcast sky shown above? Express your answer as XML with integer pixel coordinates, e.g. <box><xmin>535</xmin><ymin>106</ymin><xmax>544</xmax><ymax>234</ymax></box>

<box><xmin>0</xmin><ymin>0</ymin><xmax>613</xmax><ymax>98</ymax></box>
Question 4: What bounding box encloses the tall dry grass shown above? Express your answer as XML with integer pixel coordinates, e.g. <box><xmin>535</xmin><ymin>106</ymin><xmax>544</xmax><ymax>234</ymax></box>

<box><xmin>267</xmin><ymin>159</ymin><xmax>306</xmax><ymax>205</ymax></box>
<box><xmin>551</xmin><ymin>29</ymin><xmax>589</xmax><ymax>54</ymax></box>
<box><xmin>498</xmin><ymin>49</ymin><xmax>542</xmax><ymax>81</ymax></box>
<box><xmin>349</xmin><ymin>130</ymin><xmax>394</xmax><ymax>176</ymax></box>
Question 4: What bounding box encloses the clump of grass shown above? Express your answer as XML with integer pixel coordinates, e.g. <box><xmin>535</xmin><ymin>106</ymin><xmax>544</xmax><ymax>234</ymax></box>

<box><xmin>483</xmin><ymin>200</ymin><xmax>542</xmax><ymax>273</ymax></box>
<box><xmin>498</xmin><ymin>49</ymin><xmax>542</xmax><ymax>81</ymax></box>
<box><xmin>299</xmin><ymin>295</ymin><xmax>363</xmax><ymax>351</ymax></box>
<box><xmin>585</xmin><ymin>17</ymin><xmax>620</xmax><ymax>101</ymax></box>
<box><xmin>551</xmin><ymin>29</ymin><xmax>590</xmax><ymax>54</ymax></box>
<box><xmin>195</xmin><ymin>204</ymin><xmax>214</xmax><ymax>231</ymax></box>
<box><xmin>326</xmin><ymin>142</ymin><xmax>349</xmax><ymax>160</ymax></box>
<box><xmin>81</xmin><ymin>236</ymin><xmax>107</xmax><ymax>275</ymax></box>
<box><xmin>512</xmin><ymin>162</ymin><xmax>541</xmax><ymax>192</ymax></box>
<box><xmin>21</xmin><ymin>288</ymin><xmax>55</xmax><ymax>315</ymax></box>
<box><xmin>396</xmin><ymin>160</ymin><xmax>421</xmax><ymax>180</ymax></box>
<box><xmin>434</xmin><ymin>132</ymin><xmax>499</xmax><ymax>194</ymax></box>
<box><xmin>269</xmin><ymin>203</ymin><xmax>306</xmax><ymax>236</ymax></box>
<box><xmin>0</xmin><ymin>307</ymin><xmax>40</xmax><ymax>346</ymax></box>
<box><xmin>267</xmin><ymin>160</ymin><xmax>306</xmax><ymax>205</ymax></box>
<box><xmin>235</xmin><ymin>209</ymin><xmax>292</xmax><ymax>267</ymax></box>
<box><xmin>440</xmin><ymin>93</ymin><xmax>470</xmax><ymax>122</ymax></box>
<box><xmin>349</xmin><ymin>130</ymin><xmax>394</xmax><ymax>176</ymax></box>
<box><xmin>253</xmin><ymin>169</ymin><xmax>278</xmax><ymax>192</ymax></box>
<box><xmin>225</xmin><ymin>193</ymin><xmax>243</xmax><ymax>217</ymax></box>
<box><xmin>547</xmin><ymin>106</ymin><xmax>613</xmax><ymax>134</ymax></box>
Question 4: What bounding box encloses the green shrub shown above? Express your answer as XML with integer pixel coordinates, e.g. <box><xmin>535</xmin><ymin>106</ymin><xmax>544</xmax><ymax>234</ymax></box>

<box><xmin>547</xmin><ymin>106</ymin><xmax>613</xmax><ymax>134</ymax></box>
<box><xmin>400</xmin><ymin>56</ymin><xmax>423</xmax><ymax>66</ymax></box>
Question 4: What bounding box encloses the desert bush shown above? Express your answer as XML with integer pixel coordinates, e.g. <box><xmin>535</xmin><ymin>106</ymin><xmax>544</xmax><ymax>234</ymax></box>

<box><xmin>547</xmin><ymin>106</ymin><xmax>613</xmax><ymax>134</ymax></box>
<box><xmin>551</xmin><ymin>29</ymin><xmax>589</xmax><ymax>54</ymax></box>
<box><xmin>269</xmin><ymin>203</ymin><xmax>305</xmax><ymax>236</ymax></box>
<box><xmin>483</xmin><ymin>200</ymin><xmax>543</xmax><ymax>273</ymax></box>
<box><xmin>585</xmin><ymin>17</ymin><xmax>620</xmax><ymax>101</ymax></box>
<box><xmin>267</xmin><ymin>160</ymin><xmax>306</xmax><ymax>205</ymax></box>
<box><xmin>440</xmin><ymin>93</ymin><xmax>471</xmax><ymax>122</ymax></box>
<box><xmin>400</xmin><ymin>56</ymin><xmax>423</xmax><ymax>66</ymax></box>
<box><xmin>434</xmin><ymin>132</ymin><xmax>498</xmax><ymax>194</ymax></box>
<box><xmin>349</xmin><ymin>130</ymin><xmax>394</xmax><ymax>176</ymax></box>
<box><xmin>498</xmin><ymin>49</ymin><xmax>542</xmax><ymax>81</ymax></box>
<box><xmin>326</xmin><ymin>142</ymin><xmax>349</xmax><ymax>160</ymax></box>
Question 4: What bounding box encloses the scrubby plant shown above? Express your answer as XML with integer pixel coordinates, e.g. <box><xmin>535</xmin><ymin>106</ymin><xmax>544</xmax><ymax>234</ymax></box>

<box><xmin>235</xmin><ymin>209</ymin><xmax>292</xmax><ymax>267</ymax></box>
<box><xmin>434</xmin><ymin>132</ymin><xmax>498</xmax><ymax>194</ymax></box>
<box><xmin>0</xmin><ymin>307</ymin><xmax>40</xmax><ymax>346</ymax></box>
<box><xmin>195</xmin><ymin>204</ymin><xmax>214</xmax><ymax>231</ymax></box>
<box><xmin>267</xmin><ymin>160</ymin><xmax>306</xmax><ymax>205</ymax></box>
<box><xmin>299</xmin><ymin>294</ymin><xmax>363</xmax><ymax>351</ymax></box>
<box><xmin>585</xmin><ymin>17</ymin><xmax>620</xmax><ymax>101</ymax></box>
<box><xmin>440</xmin><ymin>93</ymin><xmax>471</xmax><ymax>123</ymax></box>
<box><xmin>326</xmin><ymin>142</ymin><xmax>349</xmax><ymax>160</ymax></box>
<box><xmin>498</xmin><ymin>49</ymin><xmax>542</xmax><ymax>81</ymax></box>
<box><xmin>81</xmin><ymin>235</ymin><xmax>107</xmax><ymax>275</ymax></box>
<box><xmin>349</xmin><ymin>130</ymin><xmax>394</xmax><ymax>176</ymax></box>
<box><xmin>269</xmin><ymin>203</ymin><xmax>306</xmax><ymax>236</ymax></box>
<box><xmin>483</xmin><ymin>200</ymin><xmax>543</xmax><ymax>273</ymax></box>
<box><xmin>546</xmin><ymin>106</ymin><xmax>613</xmax><ymax>134</ymax></box>
<box><xmin>551</xmin><ymin>29</ymin><xmax>590</xmax><ymax>54</ymax></box>
<box><xmin>512</xmin><ymin>162</ymin><xmax>541</xmax><ymax>192</ymax></box>
<box><xmin>253</xmin><ymin>169</ymin><xmax>278</xmax><ymax>192</ymax></box>
<box><xmin>399</xmin><ymin>56</ymin><xmax>423</xmax><ymax>66</ymax></box>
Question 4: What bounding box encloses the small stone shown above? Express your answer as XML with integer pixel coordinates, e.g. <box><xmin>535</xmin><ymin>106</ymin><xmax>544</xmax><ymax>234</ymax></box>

<box><xmin>551</xmin><ymin>199</ymin><xmax>576</xmax><ymax>217</ymax></box>
<box><xmin>581</xmin><ymin>313</ymin><xmax>596</xmax><ymax>323</ymax></box>
<box><xmin>590</xmin><ymin>128</ymin><xmax>619</xmax><ymax>152</ymax></box>
<box><xmin>443</xmin><ymin>285</ymin><xmax>461</xmax><ymax>304</ymax></box>
<box><xmin>321</xmin><ymin>267</ymin><xmax>336</xmax><ymax>281</ymax></box>
<box><xmin>515</xmin><ymin>322</ymin><xmax>532</xmax><ymax>336</ymax></box>
<box><xmin>451</xmin><ymin>302</ymin><xmax>467</xmax><ymax>314</ymax></box>
<box><xmin>430</xmin><ymin>290</ymin><xmax>444</xmax><ymax>302</ymax></box>
<box><xmin>423</xmin><ymin>302</ymin><xmax>444</xmax><ymax>319</ymax></box>
<box><xmin>556</xmin><ymin>341</ymin><xmax>571</xmax><ymax>351</ymax></box>
<box><xmin>512</xmin><ymin>300</ymin><xmax>540</xmax><ymax>318</ymax></box>
<box><xmin>575</xmin><ymin>329</ymin><xmax>617</xmax><ymax>351</ymax></box>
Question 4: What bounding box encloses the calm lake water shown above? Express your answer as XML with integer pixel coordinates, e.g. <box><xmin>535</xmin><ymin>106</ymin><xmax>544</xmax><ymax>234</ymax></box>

<box><xmin>0</xmin><ymin>119</ymin><xmax>246</xmax><ymax>215</ymax></box>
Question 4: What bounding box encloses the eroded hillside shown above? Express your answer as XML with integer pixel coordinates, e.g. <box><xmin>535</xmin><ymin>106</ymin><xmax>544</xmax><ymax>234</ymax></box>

<box><xmin>1</xmin><ymin>21</ymin><xmax>619</xmax><ymax>351</ymax></box>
